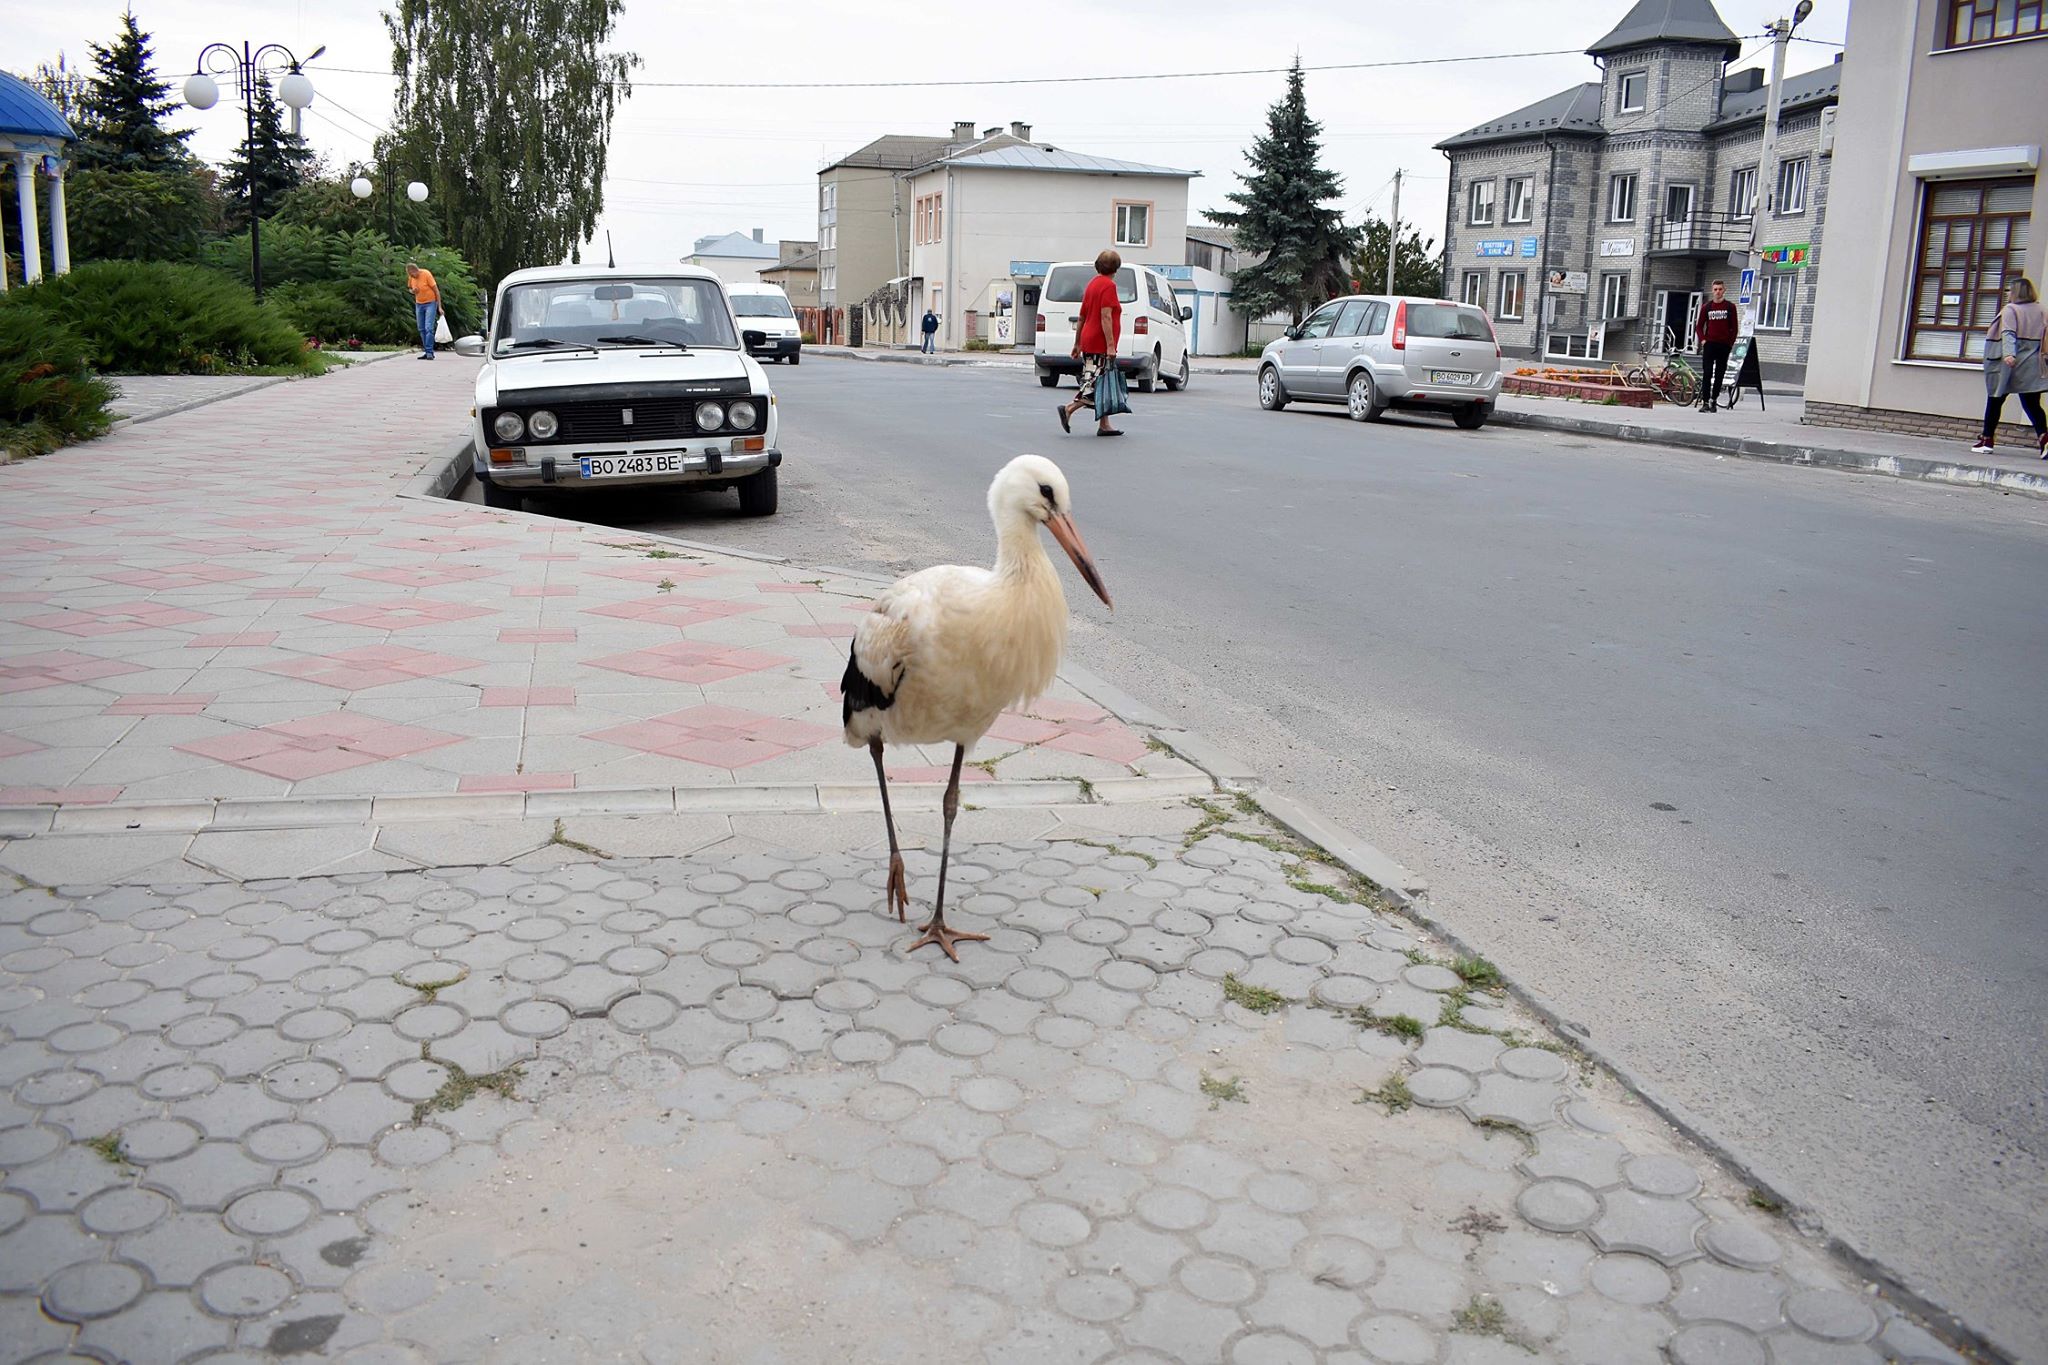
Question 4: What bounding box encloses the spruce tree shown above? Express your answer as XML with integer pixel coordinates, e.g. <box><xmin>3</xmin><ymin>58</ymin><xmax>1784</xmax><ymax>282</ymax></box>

<box><xmin>220</xmin><ymin>76</ymin><xmax>315</xmax><ymax>226</ymax></box>
<box><xmin>1207</xmin><ymin>60</ymin><xmax>1363</xmax><ymax>324</ymax></box>
<box><xmin>74</xmin><ymin>12</ymin><xmax>194</xmax><ymax>172</ymax></box>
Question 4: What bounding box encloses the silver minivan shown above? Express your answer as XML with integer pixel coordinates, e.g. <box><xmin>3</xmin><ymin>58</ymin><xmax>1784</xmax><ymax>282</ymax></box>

<box><xmin>1257</xmin><ymin>295</ymin><xmax>1501</xmax><ymax>429</ymax></box>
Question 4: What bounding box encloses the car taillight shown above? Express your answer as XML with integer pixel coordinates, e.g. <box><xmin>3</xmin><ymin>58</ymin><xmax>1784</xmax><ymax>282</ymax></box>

<box><xmin>1134</xmin><ymin>317</ymin><xmax>1148</xmax><ymax>335</ymax></box>
<box><xmin>1036</xmin><ymin>314</ymin><xmax>1045</xmax><ymax>330</ymax></box>
<box><xmin>1391</xmin><ymin>301</ymin><xmax>1407</xmax><ymax>349</ymax></box>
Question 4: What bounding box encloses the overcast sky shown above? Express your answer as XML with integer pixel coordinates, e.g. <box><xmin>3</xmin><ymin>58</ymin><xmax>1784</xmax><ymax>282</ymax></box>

<box><xmin>17</xmin><ymin>0</ymin><xmax>1849</xmax><ymax>265</ymax></box>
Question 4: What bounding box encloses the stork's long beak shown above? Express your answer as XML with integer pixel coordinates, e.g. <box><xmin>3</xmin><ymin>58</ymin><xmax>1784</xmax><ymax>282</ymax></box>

<box><xmin>1047</xmin><ymin>512</ymin><xmax>1112</xmax><ymax>608</ymax></box>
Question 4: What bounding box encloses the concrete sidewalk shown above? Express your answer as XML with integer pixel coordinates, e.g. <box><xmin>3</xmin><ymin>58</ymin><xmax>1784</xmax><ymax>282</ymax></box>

<box><xmin>0</xmin><ymin>361</ymin><xmax>1975</xmax><ymax>1361</ymax></box>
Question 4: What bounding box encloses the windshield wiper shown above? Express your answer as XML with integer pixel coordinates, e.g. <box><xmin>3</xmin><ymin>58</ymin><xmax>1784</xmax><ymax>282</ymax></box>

<box><xmin>596</xmin><ymin>334</ymin><xmax>690</xmax><ymax>351</ymax></box>
<box><xmin>502</xmin><ymin>338</ymin><xmax>595</xmax><ymax>352</ymax></box>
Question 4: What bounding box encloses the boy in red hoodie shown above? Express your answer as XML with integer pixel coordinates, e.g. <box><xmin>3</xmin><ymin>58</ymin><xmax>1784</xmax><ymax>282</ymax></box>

<box><xmin>1695</xmin><ymin>280</ymin><xmax>1740</xmax><ymax>411</ymax></box>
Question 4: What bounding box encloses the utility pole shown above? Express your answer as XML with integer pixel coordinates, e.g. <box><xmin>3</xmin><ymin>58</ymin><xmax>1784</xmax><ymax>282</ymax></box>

<box><xmin>1384</xmin><ymin>168</ymin><xmax>1403</xmax><ymax>295</ymax></box>
<box><xmin>1743</xmin><ymin>2</ymin><xmax>1812</xmax><ymax>333</ymax></box>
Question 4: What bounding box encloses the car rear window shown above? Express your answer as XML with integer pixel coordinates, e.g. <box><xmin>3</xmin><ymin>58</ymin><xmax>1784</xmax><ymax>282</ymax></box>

<box><xmin>1407</xmin><ymin>303</ymin><xmax>1494</xmax><ymax>341</ymax></box>
<box><xmin>1045</xmin><ymin>266</ymin><xmax>1138</xmax><ymax>305</ymax></box>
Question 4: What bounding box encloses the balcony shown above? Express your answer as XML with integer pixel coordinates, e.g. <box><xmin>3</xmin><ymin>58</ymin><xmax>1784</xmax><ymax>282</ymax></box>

<box><xmin>1645</xmin><ymin>212</ymin><xmax>1754</xmax><ymax>256</ymax></box>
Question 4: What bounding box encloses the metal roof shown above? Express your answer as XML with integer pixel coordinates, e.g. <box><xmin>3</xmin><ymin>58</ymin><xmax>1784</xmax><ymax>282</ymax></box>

<box><xmin>690</xmin><ymin>231</ymin><xmax>780</xmax><ymax>260</ymax></box>
<box><xmin>761</xmin><ymin>251</ymin><xmax>821</xmax><ymax>273</ymax></box>
<box><xmin>1588</xmin><ymin>0</ymin><xmax>1742</xmax><ymax>59</ymax></box>
<box><xmin>822</xmin><ymin>133</ymin><xmax>954</xmax><ymax>173</ymax></box>
<box><xmin>937</xmin><ymin>145</ymin><xmax>1198</xmax><ymax>178</ymax></box>
<box><xmin>1436</xmin><ymin>83</ymin><xmax>1605</xmax><ymax>150</ymax></box>
<box><xmin>0</xmin><ymin>71</ymin><xmax>76</xmax><ymax>145</ymax></box>
<box><xmin>1709</xmin><ymin>61</ymin><xmax>1843</xmax><ymax>130</ymax></box>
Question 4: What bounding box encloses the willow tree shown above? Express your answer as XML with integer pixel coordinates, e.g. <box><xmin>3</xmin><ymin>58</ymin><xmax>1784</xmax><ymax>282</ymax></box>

<box><xmin>384</xmin><ymin>0</ymin><xmax>638</xmax><ymax>291</ymax></box>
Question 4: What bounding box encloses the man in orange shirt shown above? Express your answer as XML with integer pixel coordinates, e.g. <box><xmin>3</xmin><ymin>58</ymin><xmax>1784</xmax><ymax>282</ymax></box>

<box><xmin>406</xmin><ymin>262</ymin><xmax>440</xmax><ymax>360</ymax></box>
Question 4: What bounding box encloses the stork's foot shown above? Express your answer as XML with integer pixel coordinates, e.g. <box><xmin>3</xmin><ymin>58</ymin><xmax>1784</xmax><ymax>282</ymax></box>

<box><xmin>905</xmin><ymin>914</ymin><xmax>989</xmax><ymax>962</ymax></box>
<box><xmin>884</xmin><ymin>852</ymin><xmax>911</xmax><ymax>922</ymax></box>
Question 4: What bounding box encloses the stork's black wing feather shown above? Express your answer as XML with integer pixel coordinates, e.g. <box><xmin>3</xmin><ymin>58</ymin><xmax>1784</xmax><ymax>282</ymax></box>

<box><xmin>841</xmin><ymin>639</ymin><xmax>896</xmax><ymax>727</ymax></box>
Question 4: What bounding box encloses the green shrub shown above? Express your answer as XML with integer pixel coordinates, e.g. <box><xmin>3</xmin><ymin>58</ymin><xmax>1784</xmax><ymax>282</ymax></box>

<box><xmin>201</xmin><ymin>224</ymin><xmax>484</xmax><ymax>343</ymax></box>
<box><xmin>1</xmin><ymin>261</ymin><xmax>317</xmax><ymax>375</ymax></box>
<box><xmin>267</xmin><ymin>283</ymin><xmax>362</xmax><ymax>345</ymax></box>
<box><xmin>272</xmin><ymin>176</ymin><xmax>442</xmax><ymax>246</ymax></box>
<box><xmin>963</xmin><ymin>337</ymin><xmax>992</xmax><ymax>351</ymax></box>
<box><xmin>0</xmin><ymin>310</ymin><xmax>117</xmax><ymax>457</ymax></box>
<box><xmin>64</xmin><ymin>168</ymin><xmax>220</xmax><ymax>265</ymax></box>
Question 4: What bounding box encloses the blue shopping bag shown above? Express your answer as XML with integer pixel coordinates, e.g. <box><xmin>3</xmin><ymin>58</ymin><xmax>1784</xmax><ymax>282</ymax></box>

<box><xmin>1095</xmin><ymin>363</ymin><xmax>1131</xmax><ymax>422</ymax></box>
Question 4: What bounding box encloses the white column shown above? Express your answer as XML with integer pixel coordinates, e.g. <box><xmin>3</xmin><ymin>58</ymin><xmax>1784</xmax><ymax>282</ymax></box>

<box><xmin>15</xmin><ymin>154</ymin><xmax>43</xmax><ymax>284</ymax></box>
<box><xmin>48</xmin><ymin>165</ymin><xmax>70</xmax><ymax>275</ymax></box>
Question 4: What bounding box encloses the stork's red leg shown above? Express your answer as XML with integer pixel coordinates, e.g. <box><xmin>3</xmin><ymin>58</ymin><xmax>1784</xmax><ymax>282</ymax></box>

<box><xmin>908</xmin><ymin>745</ymin><xmax>989</xmax><ymax>961</ymax></box>
<box><xmin>870</xmin><ymin>739</ymin><xmax>909</xmax><ymax>921</ymax></box>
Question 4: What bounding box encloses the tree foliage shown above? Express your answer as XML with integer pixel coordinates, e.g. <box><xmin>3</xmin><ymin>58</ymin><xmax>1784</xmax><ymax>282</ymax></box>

<box><xmin>384</xmin><ymin>0</ymin><xmax>639</xmax><ymax>290</ymax></box>
<box><xmin>1349</xmin><ymin>217</ymin><xmax>1443</xmax><ymax>300</ymax></box>
<box><xmin>0</xmin><ymin>261</ymin><xmax>317</xmax><ymax>375</ymax></box>
<box><xmin>1207</xmin><ymin>60</ymin><xmax>1363</xmax><ymax>324</ymax></box>
<box><xmin>73</xmin><ymin>13</ymin><xmax>194</xmax><ymax>173</ymax></box>
<box><xmin>220</xmin><ymin>77</ymin><xmax>315</xmax><ymax>227</ymax></box>
<box><xmin>202</xmin><ymin>222</ymin><xmax>483</xmax><ymax>341</ymax></box>
<box><xmin>64</xmin><ymin>169</ymin><xmax>221</xmax><ymax>264</ymax></box>
<box><xmin>272</xmin><ymin>169</ymin><xmax>443</xmax><ymax>247</ymax></box>
<box><xmin>28</xmin><ymin>55</ymin><xmax>90</xmax><ymax>128</ymax></box>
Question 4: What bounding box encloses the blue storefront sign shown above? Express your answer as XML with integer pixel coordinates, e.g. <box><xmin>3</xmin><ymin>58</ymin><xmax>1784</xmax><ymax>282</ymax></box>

<box><xmin>1476</xmin><ymin>240</ymin><xmax>1514</xmax><ymax>258</ymax></box>
<box><xmin>1521</xmin><ymin>237</ymin><xmax>1540</xmax><ymax>258</ymax></box>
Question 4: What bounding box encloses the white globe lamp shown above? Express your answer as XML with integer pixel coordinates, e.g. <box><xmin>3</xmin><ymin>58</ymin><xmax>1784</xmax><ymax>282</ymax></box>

<box><xmin>406</xmin><ymin>181</ymin><xmax>429</xmax><ymax>203</ymax></box>
<box><xmin>183</xmin><ymin>73</ymin><xmax>220</xmax><ymax>110</ymax></box>
<box><xmin>276</xmin><ymin>70</ymin><xmax>316</xmax><ymax>110</ymax></box>
<box><xmin>350</xmin><ymin>177</ymin><xmax>373</xmax><ymax>200</ymax></box>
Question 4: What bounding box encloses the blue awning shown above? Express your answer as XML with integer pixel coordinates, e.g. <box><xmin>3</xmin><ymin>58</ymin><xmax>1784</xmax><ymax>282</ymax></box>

<box><xmin>0</xmin><ymin>72</ymin><xmax>77</xmax><ymax>145</ymax></box>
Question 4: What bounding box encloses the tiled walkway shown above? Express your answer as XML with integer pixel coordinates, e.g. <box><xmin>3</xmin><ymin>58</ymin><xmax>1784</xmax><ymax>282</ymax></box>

<box><xmin>0</xmin><ymin>358</ymin><xmax>1200</xmax><ymax>814</ymax></box>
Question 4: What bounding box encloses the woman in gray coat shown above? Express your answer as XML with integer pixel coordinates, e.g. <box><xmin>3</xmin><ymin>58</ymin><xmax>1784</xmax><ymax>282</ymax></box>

<box><xmin>1973</xmin><ymin>276</ymin><xmax>2047</xmax><ymax>457</ymax></box>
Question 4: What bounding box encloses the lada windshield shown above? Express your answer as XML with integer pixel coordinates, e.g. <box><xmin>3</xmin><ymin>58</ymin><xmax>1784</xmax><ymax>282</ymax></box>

<box><xmin>494</xmin><ymin>278</ymin><xmax>739</xmax><ymax>352</ymax></box>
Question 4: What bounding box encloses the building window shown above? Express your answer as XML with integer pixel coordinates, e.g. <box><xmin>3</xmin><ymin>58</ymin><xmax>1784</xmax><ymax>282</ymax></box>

<box><xmin>822</xmin><ymin>266</ymin><xmax>836</xmax><ymax>295</ymax></box>
<box><xmin>1943</xmin><ymin>0</ymin><xmax>2047</xmax><ymax>47</ymax></box>
<box><xmin>1600</xmin><ymin>271</ymin><xmax>1630</xmax><ymax>320</ymax></box>
<box><xmin>1461</xmin><ymin>270</ymin><xmax>1487</xmax><ymax>306</ymax></box>
<box><xmin>1618</xmin><ymin>70</ymin><xmax>1648</xmax><ymax>113</ymax></box>
<box><xmin>915</xmin><ymin>193</ymin><xmax>943</xmax><ymax>245</ymax></box>
<box><xmin>1498</xmin><ymin>272</ymin><xmax>1526</xmax><ymax>320</ymax></box>
<box><xmin>1905</xmin><ymin>177</ymin><xmax>2035</xmax><ymax>360</ymax></box>
<box><xmin>1468</xmin><ymin>181</ymin><xmax>1496</xmax><ymax>226</ymax></box>
<box><xmin>1113</xmin><ymin>201</ymin><xmax>1151</xmax><ymax>248</ymax></box>
<box><xmin>1505</xmin><ymin>177</ymin><xmax>1534</xmax><ymax>224</ymax></box>
<box><xmin>1756</xmin><ymin>274</ymin><xmax>1796</xmax><ymax>331</ymax></box>
<box><xmin>1775</xmin><ymin>158</ymin><xmax>1809</xmax><ymax>215</ymax></box>
<box><xmin>819</xmin><ymin>182</ymin><xmax>837</xmax><ymax>251</ymax></box>
<box><xmin>1609</xmin><ymin>173</ymin><xmax>1638</xmax><ymax>223</ymax></box>
<box><xmin>1728</xmin><ymin>166</ymin><xmax>1758</xmax><ymax>220</ymax></box>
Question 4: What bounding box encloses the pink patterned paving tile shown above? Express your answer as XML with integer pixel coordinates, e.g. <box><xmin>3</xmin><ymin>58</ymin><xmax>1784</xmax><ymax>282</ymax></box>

<box><xmin>985</xmin><ymin>714</ymin><xmax>1066</xmax><ymax>745</ymax></box>
<box><xmin>785</xmin><ymin>622</ymin><xmax>856</xmax><ymax>639</ymax></box>
<box><xmin>260</xmin><ymin>646</ymin><xmax>481</xmax><ymax>690</ymax></box>
<box><xmin>588</xmin><ymin>564</ymin><xmax>728</xmax><ymax>584</ymax></box>
<box><xmin>253</xmin><ymin>589</ymin><xmax>324</xmax><ymax>600</ymax></box>
<box><xmin>0</xmin><ymin>537</ymin><xmax>82</xmax><ymax>555</ymax></box>
<box><xmin>480</xmin><ymin>687</ymin><xmax>576</xmax><ymax>708</ymax></box>
<box><xmin>0</xmin><ymin>651</ymin><xmax>145</xmax><ymax>694</ymax></box>
<box><xmin>502</xmin><ymin>628</ymin><xmax>578</xmax><ymax>644</ymax></box>
<box><xmin>1043</xmin><ymin>726</ymin><xmax>1153</xmax><ymax>764</ymax></box>
<box><xmin>583</xmin><ymin>595</ymin><xmax>761</xmax><ymax>628</ymax></box>
<box><xmin>312</xmin><ymin>601</ymin><xmax>497</xmax><ymax>631</ymax></box>
<box><xmin>522</xmin><ymin>553</ymin><xmax>579</xmax><ymax>562</ymax></box>
<box><xmin>0</xmin><ymin>734</ymin><xmax>43</xmax><ymax>759</ymax></box>
<box><xmin>889</xmin><ymin>765</ymin><xmax>993</xmax><ymax>784</ymax></box>
<box><xmin>0</xmin><ymin>785</ymin><xmax>124</xmax><ymax>806</ymax></box>
<box><xmin>586</xmin><ymin>640</ymin><xmax>794</xmax><ymax>686</ymax></box>
<box><xmin>104</xmin><ymin>693</ymin><xmax>216</xmax><ymax>716</ymax></box>
<box><xmin>1025</xmin><ymin>697</ymin><xmax>1111</xmax><ymax>725</ymax></box>
<box><xmin>757</xmin><ymin>582</ymin><xmax>818</xmax><ymax>594</ymax></box>
<box><xmin>186</xmin><ymin>632</ymin><xmax>280</xmax><ymax>648</ymax></box>
<box><xmin>93</xmin><ymin>564</ymin><xmax>261</xmax><ymax>590</ymax></box>
<box><xmin>585</xmin><ymin>704</ymin><xmax>839</xmax><ymax>769</ymax></box>
<box><xmin>459</xmin><ymin>772</ymin><xmax>576</xmax><ymax>792</ymax></box>
<box><xmin>512</xmin><ymin>586</ymin><xmax>577</xmax><ymax>598</ymax></box>
<box><xmin>177</xmin><ymin>712</ymin><xmax>462</xmax><ymax>779</ymax></box>
<box><xmin>346</xmin><ymin>564</ymin><xmax>503</xmax><ymax>589</ymax></box>
<box><xmin>17</xmin><ymin>601</ymin><xmax>214</xmax><ymax>637</ymax></box>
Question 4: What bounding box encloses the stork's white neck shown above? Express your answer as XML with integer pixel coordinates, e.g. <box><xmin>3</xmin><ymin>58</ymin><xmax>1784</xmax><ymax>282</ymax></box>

<box><xmin>992</xmin><ymin>510</ymin><xmax>1052</xmax><ymax>580</ymax></box>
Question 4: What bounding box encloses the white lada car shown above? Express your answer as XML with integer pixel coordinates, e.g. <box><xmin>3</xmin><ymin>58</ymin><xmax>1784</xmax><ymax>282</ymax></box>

<box><xmin>453</xmin><ymin>264</ymin><xmax>782</xmax><ymax>515</ymax></box>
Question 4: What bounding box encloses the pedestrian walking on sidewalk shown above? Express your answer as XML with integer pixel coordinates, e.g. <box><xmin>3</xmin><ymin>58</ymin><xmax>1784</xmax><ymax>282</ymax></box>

<box><xmin>920</xmin><ymin>307</ymin><xmax>939</xmax><ymax>354</ymax></box>
<box><xmin>1056</xmin><ymin>249</ymin><xmax>1126</xmax><ymax>438</ymax></box>
<box><xmin>1694</xmin><ymin>281</ymin><xmax>1738</xmax><ymax>412</ymax></box>
<box><xmin>407</xmin><ymin>262</ymin><xmax>441</xmax><ymax>360</ymax></box>
<box><xmin>1973</xmin><ymin>276</ymin><xmax>2047</xmax><ymax>457</ymax></box>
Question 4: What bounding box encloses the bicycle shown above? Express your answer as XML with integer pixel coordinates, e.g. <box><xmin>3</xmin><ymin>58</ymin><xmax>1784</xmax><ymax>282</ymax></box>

<box><xmin>1625</xmin><ymin>355</ymin><xmax>1700</xmax><ymax>407</ymax></box>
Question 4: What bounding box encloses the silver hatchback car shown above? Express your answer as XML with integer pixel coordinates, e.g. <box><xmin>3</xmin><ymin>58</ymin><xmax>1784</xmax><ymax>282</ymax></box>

<box><xmin>1257</xmin><ymin>295</ymin><xmax>1502</xmax><ymax>429</ymax></box>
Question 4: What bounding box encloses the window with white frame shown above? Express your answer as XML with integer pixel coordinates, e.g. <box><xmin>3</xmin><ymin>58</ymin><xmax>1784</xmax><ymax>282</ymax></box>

<box><xmin>1756</xmin><ymin>273</ymin><xmax>1796</xmax><ymax>330</ymax></box>
<box><xmin>1461</xmin><ymin>270</ymin><xmax>1487</xmax><ymax>306</ymax></box>
<box><xmin>1113</xmin><ymin>201</ymin><xmax>1151</xmax><ymax>248</ymax></box>
<box><xmin>819</xmin><ymin>182</ymin><xmax>836</xmax><ymax>251</ymax></box>
<box><xmin>1775</xmin><ymin>158</ymin><xmax>1809</xmax><ymax>215</ymax></box>
<box><xmin>1468</xmin><ymin>180</ymin><xmax>1496</xmax><ymax>226</ymax></box>
<box><xmin>1618</xmin><ymin>70</ymin><xmax>1648</xmax><ymax>113</ymax></box>
<box><xmin>1599</xmin><ymin>271</ymin><xmax>1630</xmax><ymax>320</ymax></box>
<box><xmin>821</xmin><ymin>266</ymin><xmax>837</xmax><ymax>296</ymax></box>
<box><xmin>1505</xmin><ymin>176</ymin><xmax>1534</xmax><ymax>224</ymax></box>
<box><xmin>1498</xmin><ymin>271</ymin><xmax>1526</xmax><ymax>320</ymax></box>
<box><xmin>1609</xmin><ymin>173</ymin><xmax>1638</xmax><ymax>223</ymax></box>
<box><xmin>1728</xmin><ymin>166</ymin><xmax>1758</xmax><ymax>220</ymax></box>
<box><xmin>915</xmin><ymin>192</ymin><xmax>943</xmax><ymax>244</ymax></box>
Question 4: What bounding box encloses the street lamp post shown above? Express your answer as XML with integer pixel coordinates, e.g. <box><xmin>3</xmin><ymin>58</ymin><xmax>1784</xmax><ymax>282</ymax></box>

<box><xmin>1741</xmin><ymin>1</ymin><xmax>1814</xmax><ymax>335</ymax></box>
<box><xmin>183</xmin><ymin>41</ymin><xmax>316</xmax><ymax>301</ymax></box>
<box><xmin>349</xmin><ymin>161</ymin><xmax>429</xmax><ymax>245</ymax></box>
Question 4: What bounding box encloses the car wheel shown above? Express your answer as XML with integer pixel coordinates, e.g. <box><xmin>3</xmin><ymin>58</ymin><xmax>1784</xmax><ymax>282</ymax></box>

<box><xmin>1453</xmin><ymin>405</ymin><xmax>1490</xmax><ymax>430</ymax></box>
<box><xmin>790</xmin><ymin>352</ymin><xmax>801</xmax><ymax>365</ymax></box>
<box><xmin>1138</xmin><ymin>355</ymin><xmax>1158</xmax><ymax>393</ymax></box>
<box><xmin>480</xmin><ymin>478</ymin><xmax>521</xmax><ymax>510</ymax></box>
<box><xmin>1258</xmin><ymin>365</ymin><xmax>1289</xmax><ymax>411</ymax></box>
<box><xmin>1038</xmin><ymin>371</ymin><xmax>1059</xmax><ymax>388</ymax></box>
<box><xmin>736</xmin><ymin>465</ymin><xmax>778</xmax><ymax>517</ymax></box>
<box><xmin>1347</xmin><ymin>371</ymin><xmax>1385</xmax><ymax>422</ymax></box>
<box><xmin>1164</xmin><ymin>350</ymin><xmax>1189</xmax><ymax>391</ymax></box>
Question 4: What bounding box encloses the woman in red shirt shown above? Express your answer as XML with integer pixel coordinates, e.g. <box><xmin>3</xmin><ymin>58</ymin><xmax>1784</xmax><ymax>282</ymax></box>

<box><xmin>1057</xmin><ymin>250</ymin><xmax>1125</xmax><ymax>437</ymax></box>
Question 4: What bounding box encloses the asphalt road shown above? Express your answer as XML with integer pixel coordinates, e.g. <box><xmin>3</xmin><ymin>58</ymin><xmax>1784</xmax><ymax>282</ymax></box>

<box><xmin>472</xmin><ymin>356</ymin><xmax>2048</xmax><ymax>1355</ymax></box>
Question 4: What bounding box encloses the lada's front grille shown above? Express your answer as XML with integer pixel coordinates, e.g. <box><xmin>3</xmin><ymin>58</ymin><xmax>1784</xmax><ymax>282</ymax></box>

<box><xmin>554</xmin><ymin>398</ymin><xmax>696</xmax><ymax>442</ymax></box>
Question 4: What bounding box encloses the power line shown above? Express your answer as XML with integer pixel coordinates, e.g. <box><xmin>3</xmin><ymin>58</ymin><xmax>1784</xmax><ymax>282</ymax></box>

<box><xmin>316</xmin><ymin>48</ymin><xmax>1589</xmax><ymax>90</ymax></box>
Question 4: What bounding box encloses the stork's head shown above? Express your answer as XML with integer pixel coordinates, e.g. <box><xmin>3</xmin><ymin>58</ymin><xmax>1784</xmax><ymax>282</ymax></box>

<box><xmin>989</xmin><ymin>455</ymin><xmax>1112</xmax><ymax>608</ymax></box>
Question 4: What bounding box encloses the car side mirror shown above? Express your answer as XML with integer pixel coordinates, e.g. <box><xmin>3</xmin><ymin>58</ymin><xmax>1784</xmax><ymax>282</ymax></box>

<box><xmin>1180</xmin><ymin>306</ymin><xmax>1193</xmax><ymax>322</ymax></box>
<box><xmin>452</xmin><ymin>334</ymin><xmax>485</xmax><ymax>357</ymax></box>
<box><xmin>1284</xmin><ymin>326</ymin><xmax>1303</xmax><ymax>341</ymax></box>
<box><xmin>742</xmin><ymin>329</ymin><xmax>766</xmax><ymax>348</ymax></box>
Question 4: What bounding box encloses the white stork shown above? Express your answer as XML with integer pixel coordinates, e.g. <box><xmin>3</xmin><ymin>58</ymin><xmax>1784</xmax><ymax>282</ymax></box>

<box><xmin>842</xmin><ymin>454</ymin><xmax>1113</xmax><ymax>959</ymax></box>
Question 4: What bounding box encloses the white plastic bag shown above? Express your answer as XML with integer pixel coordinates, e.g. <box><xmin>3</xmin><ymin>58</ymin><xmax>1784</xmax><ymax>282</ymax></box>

<box><xmin>434</xmin><ymin>313</ymin><xmax>453</xmax><ymax>345</ymax></box>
